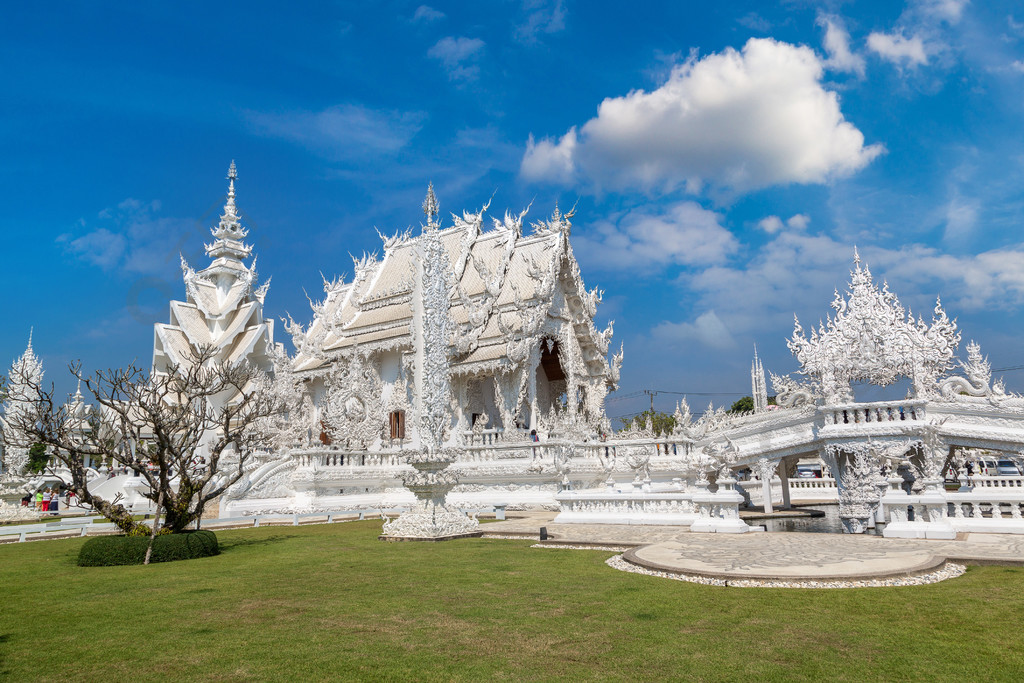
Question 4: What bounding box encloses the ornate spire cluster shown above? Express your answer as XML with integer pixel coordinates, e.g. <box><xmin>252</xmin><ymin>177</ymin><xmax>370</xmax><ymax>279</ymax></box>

<box><xmin>789</xmin><ymin>251</ymin><xmax>960</xmax><ymax>403</ymax></box>
<box><xmin>751</xmin><ymin>346</ymin><xmax>768</xmax><ymax>412</ymax></box>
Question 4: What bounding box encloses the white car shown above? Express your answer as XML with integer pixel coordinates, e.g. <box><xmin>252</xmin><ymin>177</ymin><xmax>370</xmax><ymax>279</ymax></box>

<box><xmin>997</xmin><ymin>460</ymin><xmax>1021</xmax><ymax>476</ymax></box>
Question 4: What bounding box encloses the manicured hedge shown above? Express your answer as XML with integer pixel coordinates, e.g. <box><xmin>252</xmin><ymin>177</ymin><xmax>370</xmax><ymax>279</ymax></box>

<box><xmin>78</xmin><ymin>530</ymin><xmax>219</xmax><ymax>566</ymax></box>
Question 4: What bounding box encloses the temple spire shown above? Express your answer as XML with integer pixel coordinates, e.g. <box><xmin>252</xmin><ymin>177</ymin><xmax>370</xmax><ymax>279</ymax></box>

<box><xmin>422</xmin><ymin>182</ymin><xmax>439</xmax><ymax>229</ymax></box>
<box><xmin>205</xmin><ymin>160</ymin><xmax>252</xmax><ymax>262</ymax></box>
<box><xmin>751</xmin><ymin>345</ymin><xmax>768</xmax><ymax>412</ymax></box>
<box><xmin>225</xmin><ymin>160</ymin><xmax>238</xmax><ymax>219</ymax></box>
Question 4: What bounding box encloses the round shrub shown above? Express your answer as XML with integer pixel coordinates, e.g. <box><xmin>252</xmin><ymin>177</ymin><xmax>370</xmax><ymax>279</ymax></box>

<box><xmin>78</xmin><ymin>530</ymin><xmax>219</xmax><ymax>566</ymax></box>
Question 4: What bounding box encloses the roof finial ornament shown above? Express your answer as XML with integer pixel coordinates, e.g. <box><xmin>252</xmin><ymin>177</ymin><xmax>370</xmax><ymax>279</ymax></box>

<box><xmin>422</xmin><ymin>182</ymin><xmax>439</xmax><ymax>229</ymax></box>
<box><xmin>27</xmin><ymin>326</ymin><xmax>33</xmax><ymax>351</ymax></box>
<box><xmin>224</xmin><ymin>160</ymin><xmax>238</xmax><ymax>219</ymax></box>
<box><xmin>852</xmin><ymin>245</ymin><xmax>860</xmax><ymax>267</ymax></box>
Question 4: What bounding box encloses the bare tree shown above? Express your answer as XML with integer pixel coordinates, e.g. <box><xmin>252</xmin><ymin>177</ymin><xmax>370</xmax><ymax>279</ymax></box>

<box><xmin>7</xmin><ymin>346</ymin><xmax>286</xmax><ymax>536</ymax></box>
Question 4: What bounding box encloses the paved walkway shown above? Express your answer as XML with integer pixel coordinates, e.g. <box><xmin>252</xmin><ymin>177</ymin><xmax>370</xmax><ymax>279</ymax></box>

<box><xmin>484</xmin><ymin>512</ymin><xmax>1024</xmax><ymax>580</ymax></box>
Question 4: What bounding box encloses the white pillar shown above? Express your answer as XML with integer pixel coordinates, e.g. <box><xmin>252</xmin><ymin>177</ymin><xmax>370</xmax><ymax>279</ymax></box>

<box><xmin>755</xmin><ymin>458</ymin><xmax>774</xmax><ymax>514</ymax></box>
<box><xmin>778</xmin><ymin>463</ymin><xmax>792</xmax><ymax>509</ymax></box>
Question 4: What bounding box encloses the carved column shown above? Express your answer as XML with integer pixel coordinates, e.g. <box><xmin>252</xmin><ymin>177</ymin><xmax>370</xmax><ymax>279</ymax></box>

<box><xmin>778</xmin><ymin>458</ymin><xmax>792</xmax><ymax>509</ymax></box>
<box><xmin>754</xmin><ymin>457</ymin><xmax>776</xmax><ymax>514</ymax></box>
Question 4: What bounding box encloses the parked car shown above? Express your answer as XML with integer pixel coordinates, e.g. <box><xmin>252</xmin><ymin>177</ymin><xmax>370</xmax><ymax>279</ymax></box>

<box><xmin>997</xmin><ymin>460</ymin><xmax>1021</xmax><ymax>476</ymax></box>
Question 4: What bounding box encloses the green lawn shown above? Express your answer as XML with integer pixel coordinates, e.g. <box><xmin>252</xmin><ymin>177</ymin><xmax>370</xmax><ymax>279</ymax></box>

<box><xmin>2</xmin><ymin>522</ymin><xmax>1023</xmax><ymax>682</ymax></box>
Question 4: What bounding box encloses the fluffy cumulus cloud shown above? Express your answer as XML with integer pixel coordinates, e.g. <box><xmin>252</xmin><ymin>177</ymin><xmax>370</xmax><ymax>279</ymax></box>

<box><xmin>867</xmin><ymin>31</ymin><xmax>929</xmax><ymax>66</ymax></box>
<box><xmin>817</xmin><ymin>14</ymin><xmax>866</xmax><ymax>77</ymax></box>
<box><xmin>572</xmin><ymin>201</ymin><xmax>738</xmax><ymax>271</ymax></box>
<box><xmin>757</xmin><ymin>214</ymin><xmax>809</xmax><ymax>234</ymax></box>
<box><xmin>428</xmin><ymin>36</ymin><xmax>486</xmax><ymax>81</ymax></box>
<box><xmin>521</xmin><ymin>38</ymin><xmax>884</xmax><ymax>195</ymax></box>
<box><xmin>246</xmin><ymin>104</ymin><xmax>425</xmax><ymax>161</ymax></box>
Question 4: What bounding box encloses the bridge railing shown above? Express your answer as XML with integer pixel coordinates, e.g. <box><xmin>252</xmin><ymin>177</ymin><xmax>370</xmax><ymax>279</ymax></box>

<box><xmin>820</xmin><ymin>400</ymin><xmax>927</xmax><ymax>427</ymax></box>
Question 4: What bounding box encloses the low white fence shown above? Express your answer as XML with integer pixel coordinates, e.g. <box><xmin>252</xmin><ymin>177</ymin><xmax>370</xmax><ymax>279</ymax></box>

<box><xmin>882</xmin><ymin>475</ymin><xmax>1024</xmax><ymax>538</ymax></box>
<box><xmin>555</xmin><ymin>478</ymin><xmax>755</xmax><ymax>533</ymax></box>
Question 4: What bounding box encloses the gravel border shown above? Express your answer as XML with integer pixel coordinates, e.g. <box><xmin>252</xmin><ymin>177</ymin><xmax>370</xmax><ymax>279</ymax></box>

<box><xmin>531</xmin><ymin>542</ymin><xmax>633</xmax><ymax>552</ymax></box>
<box><xmin>605</xmin><ymin>554</ymin><xmax>967</xmax><ymax>589</ymax></box>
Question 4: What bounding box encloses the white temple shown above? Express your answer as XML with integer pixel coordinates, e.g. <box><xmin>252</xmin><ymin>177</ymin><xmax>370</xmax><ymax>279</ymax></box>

<box><xmin>1</xmin><ymin>331</ymin><xmax>43</xmax><ymax>479</ymax></box>
<box><xmin>221</xmin><ymin>175</ymin><xmax>624</xmax><ymax>514</ymax></box>
<box><xmin>12</xmin><ymin>163</ymin><xmax>1024</xmax><ymax>539</ymax></box>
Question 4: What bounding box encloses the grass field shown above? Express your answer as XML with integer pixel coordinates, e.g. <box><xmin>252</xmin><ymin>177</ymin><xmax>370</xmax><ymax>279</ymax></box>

<box><xmin>2</xmin><ymin>521</ymin><xmax>1023</xmax><ymax>682</ymax></box>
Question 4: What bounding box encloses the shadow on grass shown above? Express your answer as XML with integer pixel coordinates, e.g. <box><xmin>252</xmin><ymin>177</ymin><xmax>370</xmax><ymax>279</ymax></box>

<box><xmin>217</xmin><ymin>534</ymin><xmax>289</xmax><ymax>553</ymax></box>
<box><xmin>0</xmin><ymin>633</ymin><xmax>9</xmax><ymax>675</ymax></box>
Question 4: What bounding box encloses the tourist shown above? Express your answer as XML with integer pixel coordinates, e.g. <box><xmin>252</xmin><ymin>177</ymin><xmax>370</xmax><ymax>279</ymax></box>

<box><xmin>34</xmin><ymin>490</ymin><xmax>43</xmax><ymax>510</ymax></box>
<box><xmin>41</xmin><ymin>489</ymin><xmax>51</xmax><ymax>513</ymax></box>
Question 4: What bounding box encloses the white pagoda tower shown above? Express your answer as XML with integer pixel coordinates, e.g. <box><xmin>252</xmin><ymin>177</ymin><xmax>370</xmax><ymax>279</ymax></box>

<box><xmin>153</xmin><ymin>162</ymin><xmax>277</xmax><ymax>376</ymax></box>
<box><xmin>1</xmin><ymin>331</ymin><xmax>43</xmax><ymax>478</ymax></box>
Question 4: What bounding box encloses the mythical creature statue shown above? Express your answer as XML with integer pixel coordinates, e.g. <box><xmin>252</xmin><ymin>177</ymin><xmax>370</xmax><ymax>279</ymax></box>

<box><xmin>769</xmin><ymin>372</ymin><xmax>819</xmax><ymax>408</ymax></box>
<box><xmin>937</xmin><ymin>341</ymin><xmax>1010</xmax><ymax>404</ymax></box>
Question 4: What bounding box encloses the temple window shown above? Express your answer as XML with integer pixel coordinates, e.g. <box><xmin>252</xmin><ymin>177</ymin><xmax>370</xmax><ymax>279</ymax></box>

<box><xmin>389</xmin><ymin>410</ymin><xmax>406</xmax><ymax>439</ymax></box>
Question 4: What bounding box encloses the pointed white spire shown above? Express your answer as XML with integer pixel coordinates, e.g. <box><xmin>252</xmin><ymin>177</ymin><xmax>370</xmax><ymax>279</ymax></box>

<box><xmin>206</xmin><ymin>160</ymin><xmax>252</xmax><ymax>262</ymax></box>
<box><xmin>422</xmin><ymin>182</ymin><xmax>439</xmax><ymax>230</ymax></box>
<box><xmin>751</xmin><ymin>345</ymin><xmax>768</xmax><ymax>412</ymax></box>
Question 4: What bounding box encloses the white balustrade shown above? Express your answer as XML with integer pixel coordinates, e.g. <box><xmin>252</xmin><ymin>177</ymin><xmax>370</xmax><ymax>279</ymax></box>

<box><xmin>820</xmin><ymin>400</ymin><xmax>927</xmax><ymax>428</ymax></box>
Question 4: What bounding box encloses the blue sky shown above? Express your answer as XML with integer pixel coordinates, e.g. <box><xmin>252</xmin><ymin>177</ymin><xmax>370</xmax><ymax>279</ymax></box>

<box><xmin>3</xmin><ymin>1</ymin><xmax>1024</xmax><ymax>421</ymax></box>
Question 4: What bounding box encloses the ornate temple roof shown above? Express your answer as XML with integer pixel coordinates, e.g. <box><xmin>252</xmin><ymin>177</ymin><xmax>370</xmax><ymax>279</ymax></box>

<box><xmin>288</xmin><ymin>190</ymin><xmax>620</xmax><ymax>384</ymax></box>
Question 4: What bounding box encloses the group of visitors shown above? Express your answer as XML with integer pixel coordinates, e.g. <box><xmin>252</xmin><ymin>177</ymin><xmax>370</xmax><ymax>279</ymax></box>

<box><xmin>19</xmin><ymin>488</ymin><xmax>63</xmax><ymax>514</ymax></box>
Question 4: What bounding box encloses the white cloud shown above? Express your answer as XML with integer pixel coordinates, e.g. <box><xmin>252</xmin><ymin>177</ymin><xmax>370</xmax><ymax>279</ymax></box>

<box><xmin>62</xmin><ymin>227</ymin><xmax>126</xmax><ymax>268</ymax></box>
<box><xmin>653</xmin><ymin>311</ymin><xmax>737</xmax><ymax>350</ymax></box>
<box><xmin>917</xmin><ymin>0</ymin><xmax>969</xmax><ymax>24</ymax></box>
<box><xmin>520</xmin><ymin>38</ymin><xmax>884</xmax><ymax>195</ymax></box>
<box><xmin>572</xmin><ymin>201</ymin><xmax>738</xmax><ymax>272</ymax></box>
<box><xmin>787</xmin><ymin>214</ymin><xmax>810</xmax><ymax>230</ymax></box>
<box><xmin>943</xmin><ymin>195</ymin><xmax>980</xmax><ymax>243</ymax></box>
<box><xmin>246</xmin><ymin>105</ymin><xmax>425</xmax><ymax>161</ymax></box>
<box><xmin>1010</xmin><ymin>60</ymin><xmax>1024</xmax><ymax>73</ymax></box>
<box><xmin>412</xmin><ymin>5</ymin><xmax>444</xmax><ymax>23</ymax></box>
<box><xmin>428</xmin><ymin>36</ymin><xmax>486</xmax><ymax>81</ymax></box>
<box><xmin>818</xmin><ymin>14</ymin><xmax>866</xmax><ymax>77</ymax></box>
<box><xmin>867</xmin><ymin>31</ymin><xmax>929</xmax><ymax>66</ymax></box>
<box><xmin>757</xmin><ymin>214</ymin><xmax>809</xmax><ymax>234</ymax></box>
<box><xmin>757</xmin><ymin>216</ymin><xmax>785</xmax><ymax>234</ymax></box>
<box><xmin>658</xmin><ymin>231</ymin><xmax>1024</xmax><ymax>359</ymax></box>
<box><xmin>58</xmin><ymin>199</ymin><xmax>201</xmax><ymax>276</ymax></box>
<box><xmin>516</xmin><ymin>0</ymin><xmax>567</xmax><ymax>43</ymax></box>
<box><xmin>521</xmin><ymin>129</ymin><xmax>577</xmax><ymax>185</ymax></box>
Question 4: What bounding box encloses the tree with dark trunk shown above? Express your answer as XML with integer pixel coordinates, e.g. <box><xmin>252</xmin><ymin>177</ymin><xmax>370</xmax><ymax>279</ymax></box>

<box><xmin>4</xmin><ymin>346</ymin><xmax>285</xmax><ymax>537</ymax></box>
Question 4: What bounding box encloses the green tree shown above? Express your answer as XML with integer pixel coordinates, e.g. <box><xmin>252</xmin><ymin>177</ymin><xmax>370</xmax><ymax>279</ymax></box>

<box><xmin>25</xmin><ymin>443</ymin><xmax>48</xmax><ymax>474</ymax></box>
<box><xmin>729</xmin><ymin>396</ymin><xmax>754</xmax><ymax>413</ymax></box>
<box><xmin>729</xmin><ymin>396</ymin><xmax>777</xmax><ymax>413</ymax></box>
<box><xmin>619</xmin><ymin>410</ymin><xmax>677</xmax><ymax>436</ymax></box>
